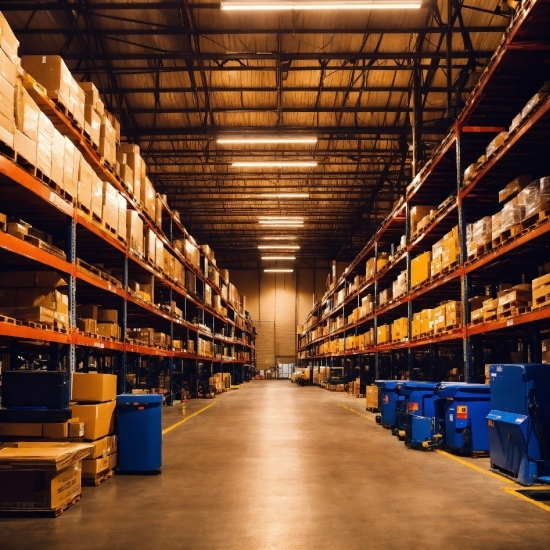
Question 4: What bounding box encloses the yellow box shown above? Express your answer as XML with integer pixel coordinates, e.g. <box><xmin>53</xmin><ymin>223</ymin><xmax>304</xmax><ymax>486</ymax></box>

<box><xmin>411</xmin><ymin>251</ymin><xmax>431</xmax><ymax>288</ymax></box>
<box><xmin>377</xmin><ymin>324</ymin><xmax>391</xmax><ymax>344</ymax></box>
<box><xmin>72</xmin><ymin>373</ymin><xmax>117</xmax><ymax>403</ymax></box>
<box><xmin>433</xmin><ymin>305</ymin><xmax>446</xmax><ymax>332</ymax></box>
<box><xmin>410</xmin><ymin>205</ymin><xmax>434</xmax><ymax>234</ymax></box>
<box><xmin>0</xmin><ymin>423</ymin><xmax>42</xmax><ymax>437</ymax></box>
<box><xmin>412</xmin><ymin>318</ymin><xmax>421</xmax><ymax>338</ymax></box>
<box><xmin>70</xmin><ymin>401</ymin><xmax>116</xmax><ymax>441</ymax></box>
<box><xmin>82</xmin><ymin>455</ymin><xmax>110</xmax><ymax>477</ymax></box>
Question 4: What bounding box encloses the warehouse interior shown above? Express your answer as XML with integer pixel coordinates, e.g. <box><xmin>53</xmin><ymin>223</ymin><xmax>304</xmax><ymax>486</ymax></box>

<box><xmin>0</xmin><ymin>0</ymin><xmax>550</xmax><ymax>547</ymax></box>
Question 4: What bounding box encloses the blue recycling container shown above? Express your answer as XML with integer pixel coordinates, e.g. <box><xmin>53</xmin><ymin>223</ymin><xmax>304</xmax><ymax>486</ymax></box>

<box><xmin>116</xmin><ymin>394</ymin><xmax>163</xmax><ymax>472</ymax></box>
<box><xmin>435</xmin><ymin>383</ymin><xmax>491</xmax><ymax>456</ymax></box>
<box><xmin>395</xmin><ymin>381</ymin><xmax>439</xmax><ymax>447</ymax></box>
<box><xmin>375</xmin><ymin>380</ymin><xmax>405</xmax><ymax>430</ymax></box>
<box><xmin>487</xmin><ymin>364</ymin><xmax>550</xmax><ymax>485</ymax></box>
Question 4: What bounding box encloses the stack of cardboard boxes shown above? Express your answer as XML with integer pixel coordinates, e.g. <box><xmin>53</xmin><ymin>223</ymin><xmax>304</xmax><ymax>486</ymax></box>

<box><xmin>431</xmin><ymin>226</ymin><xmax>459</xmax><ymax>277</ymax></box>
<box><xmin>0</xmin><ymin>13</ymin><xmax>18</xmax><ymax>148</ymax></box>
<box><xmin>410</xmin><ymin>205</ymin><xmax>434</xmax><ymax>236</ymax></box>
<box><xmin>0</xmin><ymin>270</ymin><xmax>68</xmax><ymax>328</ymax></box>
<box><xmin>76</xmin><ymin>305</ymin><xmax>120</xmax><ymax>340</ymax></box>
<box><xmin>71</xmin><ymin>373</ymin><xmax>117</xmax><ymax>483</ymax></box>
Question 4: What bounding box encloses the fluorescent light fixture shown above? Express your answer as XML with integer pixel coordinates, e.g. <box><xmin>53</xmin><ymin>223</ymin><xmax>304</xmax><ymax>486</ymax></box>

<box><xmin>261</xmin><ymin>235</ymin><xmax>297</xmax><ymax>240</ymax></box>
<box><xmin>217</xmin><ymin>136</ymin><xmax>317</xmax><ymax>144</ymax></box>
<box><xmin>221</xmin><ymin>1</ymin><xmax>421</xmax><ymax>10</ymax></box>
<box><xmin>258</xmin><ymin>245</ymin><xmax>300</xmax><ymax>249</ymax></box>
<box><xmin>260</xmin><ymin>193</ymin><xmax>310</xmax><ymax>199</ymax></box>
<box><xmin>262</xmin><ymin>256</ymin><xmax>296</xmax><ymax>260</ymax></box>
<box><xmin>259</xmin><ymin>216</ymin><xmax>303</xmax><ymax>220</ymax></box>
<box><xmin>232</xmin><ymin>161</ymin><xmax>317</xmax><ymax>168</ymax></box>
<box><xmin>259</xmin><ymin>222</ymin><xmax>304</xmax><ymax>227</ymax></box>
<box><xmin>264</xmin><ymin>269</ymin><xmax>294</xmax><ymax>273</ymax></box>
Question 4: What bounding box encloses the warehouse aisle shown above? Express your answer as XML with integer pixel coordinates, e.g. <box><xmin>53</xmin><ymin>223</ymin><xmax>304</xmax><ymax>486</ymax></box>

<box><xmin>1</xmin><ymin>381</ymin><xmax>550</xmax><ymax>550</ymax></box>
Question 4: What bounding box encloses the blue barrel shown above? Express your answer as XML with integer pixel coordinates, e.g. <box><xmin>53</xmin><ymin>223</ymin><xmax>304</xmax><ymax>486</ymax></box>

<box><xmin>116</xmin><ymin>394</ymin><xmax>163</xmax><ymax>472</ymax></box>
<box><xmin>436</xmin><ymin>383</ymin><xmax>491</xmax><ymax>456</ymax></box>
<box><xmin>376</xmin><ymin>380</ymin><xmax>404</xmax><ymax>430</ymax></box>
<box><xmin>487</xmin><ymin>364</ymin><xmax>550</xmax><ymax>485</ymax></box>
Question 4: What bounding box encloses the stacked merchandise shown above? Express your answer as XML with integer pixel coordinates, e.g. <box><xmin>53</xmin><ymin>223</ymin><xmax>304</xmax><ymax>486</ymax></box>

<box><xmin>410</xmin><ymin>251</ymin><xmax>431</xmax><ymax>288</ymax></box>
<box><xmin>392</xmin><ymin>270</ymin><xmax>407</xmax><ymax>300</ymax></box>
<box><xmin>391</xmin><ymin>317</ymin><xmax>408</xmax><ymax>342</ymax></box>
<box><xmin>431</xmin><ymin>226</ymin><xmax>459</xmax><ymax>277</ymax></box>
<box><xmin>0</xmin><ymin>13</ymin><xmax>18</xmax><ymax>148</ymax></box>
<box><xmin>409</xmin><ymin>205</ymin><xmax>434</xmax><ymax>236</ymax></box>
<box><xmin>71</xmin><ymin>373</ymin><xmax>117</xmax><ymax>484</ymax></box>
<box><xmin>0</xmin><ymin>270</ymin><xmax>68</xmax><ymax>328</ymax></box>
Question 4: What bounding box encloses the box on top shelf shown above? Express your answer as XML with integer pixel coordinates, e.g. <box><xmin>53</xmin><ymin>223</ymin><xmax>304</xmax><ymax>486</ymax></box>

<box><xmin>0</xmin><ymin>12</ymin><xmax>20</xmax><ymax>63</ymax></box>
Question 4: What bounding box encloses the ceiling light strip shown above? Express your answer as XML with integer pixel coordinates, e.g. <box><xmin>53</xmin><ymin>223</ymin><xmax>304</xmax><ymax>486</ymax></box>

<box><xmin>232</xmin><ymin>161</ymin><xmax>317</xmax><ymax>168</ymax></box>
<box><xmin>221</xmin><ymin>1</ymin><xmax>421</xmax><ymax>10</ymax></box>
<box><xmin>264</xmin><ymin>269</ymin><xmax>294</xmax><ymax>273</ymax></box>
<box><xmin>261</xmin><ymin>256</ymin><xmax>296</xmax><ymax>260</ymax></box>
<box><xmin>217</xmin><ymin>137</ymin><xmax>317</xmax><ymax>144</ymax></box>
<box><xmin>258</xmin><ymin>245</ymin><xmax>300</xmax><ymax>249</ymax></box>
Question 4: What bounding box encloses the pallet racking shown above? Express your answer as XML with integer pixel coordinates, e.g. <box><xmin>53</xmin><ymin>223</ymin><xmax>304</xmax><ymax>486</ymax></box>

<box><xmin>297</xmin><ymin>0</ymin><xmax>550</xmax><ymax>385</ymax></box>
<box><xmin>0</xmin><ymin>67</ymin><xmax>256</xmax><ymax>403</ymax></box>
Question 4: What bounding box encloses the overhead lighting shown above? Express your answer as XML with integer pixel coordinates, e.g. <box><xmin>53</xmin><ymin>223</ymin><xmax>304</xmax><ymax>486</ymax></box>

<box><xmin>259</xmin><ymin>216</ymin><xmax>303</xmax><ymax>220</ymax></box>
<box><xmin>221</xmin><ymin>0</ymin><xmax>421</xmax><ymax>10</ymax></box>
<box><xmin>259</xmin><ymin>222</ymin><xmax>304</xmax><ymax>227</ymax></box>
<box><xmin>261</xmin><ymin>236</ymin><xmax>297</xmax><ymax>240</ymax></box>
<box><xmin>264</xmin><ymin>269</ymin><xmax>294</xmax><ymax>273</ymax></box>
<box><xmin>232</xmin><ymin>161</ymin><xmax>317</xmax><ymax>168</ymax></box>
<box><xmin>217</xmin><ymin>136</ymin><xmax>317</xmax><ymax>144</ymax></box>
<box><xmin>259</xmin><ymin>193</ymin><xmax>310</xmax><ymax>199</ymax></box>
<box><xmin>258</xmin><ymin>245</ymin><xmax>300</xmax><ymax>250</ymax></box>
<box><xmin>262</xmin><ymin>256</ymin><xmax>296</xmax><ymax>260</ymax></box>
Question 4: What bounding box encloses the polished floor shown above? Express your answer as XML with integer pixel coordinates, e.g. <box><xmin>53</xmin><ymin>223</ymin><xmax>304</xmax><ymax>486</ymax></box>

<box><xmin>1</xmin><ymin>380</ymin><xmax>549</xmax><ymax>549</ymax></box>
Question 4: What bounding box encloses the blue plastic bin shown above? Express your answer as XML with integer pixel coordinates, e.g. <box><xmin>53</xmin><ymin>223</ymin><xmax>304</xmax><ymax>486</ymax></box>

<box><xmin>487</xmin><ymin>363</ymin><xmax>550</xmax><ymax>485</ymax></box>
<box><xmin>116</xmin><ymin>394</ymin><xmax>163</xmax><ymax>472</ymax></box>
<box><xmin>436</xmin><ymin>383</ymin><xmax>491</xmax><ymax>456</ymax></box>
<box><xmin>375</xmin><ymin>380</ymin><xmax>405</xmax><ymax>430</ymax></box>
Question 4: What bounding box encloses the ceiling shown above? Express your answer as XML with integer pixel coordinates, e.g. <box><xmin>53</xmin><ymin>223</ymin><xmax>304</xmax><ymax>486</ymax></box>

<box><xmin>2</xmin><ymin>0</ymin><xmax>510</xmax><ymax>269</ymax></box>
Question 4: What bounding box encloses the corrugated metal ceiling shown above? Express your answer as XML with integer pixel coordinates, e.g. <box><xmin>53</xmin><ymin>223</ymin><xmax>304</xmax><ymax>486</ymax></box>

<box><xmin>2</xmin><ymin>0</ymin><xmax>509</xmax><ymax>268</ymax></box>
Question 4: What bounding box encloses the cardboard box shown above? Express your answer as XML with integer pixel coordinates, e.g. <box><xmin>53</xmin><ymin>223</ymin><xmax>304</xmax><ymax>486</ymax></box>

<box><xmin>77</xmin><ymin>317</ymin><xmax>97</xmax><ymax>334</ymax></box>
<box><xmin>97</xmin><ymin>322</ymin><xmax>119</xmax><ymax>339</ymax></box>
<box><xmin>16</xmin><ymin>288</ymin><xmax>68</xmax><ymax>314</ymax></box>
<box><xmin>0</xmin><ymin>306</ymin><xmax>55</xmax><ymax>325</ymax></box>
<box><xmin>0</xmin><ymin>423</ymin><xmax>43</xmax><ymax>437</ymax></box>
<box><xmin>377</xmin><ymin>324</ymin><xmax>390</xmax><ymax>344</ymax></box>
<box><xmin>411</xmin><ymin>318</ymin><xmax>421</xmax><ymax>338</ymax></box>
<box><xmin>98</xmin><ymin>308</ymin><xmax>118</xmax><ymax>324</ymax></box>
<box><xmin>77</xmin><ymin>304</ymin><xmax>98</xmax><ymax>320</ymax></box>
<box><xmin>70</xmin><ymin>401</ymin><xmax>116</xmax><ymax>441</ymax></box>
<box><xmin>72</xmin><ymin>373</ymin><xmax>117</xmax><ymax>403</ymax></box>
<box><xmin>366</xmin><ymin>385</ymin><xmax>378</xmax><ymax>409</ymax></box>
<box><xmin>410</xmin><ymin>205</ymin><xmax>434</xmax><ymax>234</ymax></box>
<box><xmin>109</xmin><ymin>452</ymin><xmax>117</xmax><ymax>470</ymax></box>
<box><xmin>87</xmin><ymin>436</ymin><xmax>113</xmax><ymax>459</ymax></box>
<box><xmin>0</xmin><ymin>462</ymin><xmax>81</xmax><ymax>511</ymax></box>
<box><xmin>532</xmin><ymin>272</ymin><xmax>550</xmax><ymax>291</ymax></box>
<box><xmin>411</xmin><ymin>251</ymin><xmax>431</xmax><ymax>288</ymax></box>
<box><xmin>82</xmin><ymin>455</ymin><xmax>110</xmax><ymax>477</ymax></box>
<box><xmin>42</xmin><ymin>420</ymin><xmax>84</xmax><ymax>439</ymax></box>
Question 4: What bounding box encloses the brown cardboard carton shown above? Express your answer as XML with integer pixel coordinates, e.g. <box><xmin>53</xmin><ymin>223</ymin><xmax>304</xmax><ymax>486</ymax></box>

<box><xmin>0</xmin><ymin>423</ymin><xmax>43</xmax><ymax>437</ymax></box>
<box><xmin>97</xmin><ymin>322</ymin><xmax>119</xmax><ymax>339</ymax></box>
<box><xmin>82</xmin><ymin>455</ymin><xmax>110</xmax><ymax>477</ymax></box>
<box><xmin>16</xmin><ymin>288</ymin><xmax>68</xmax><ymax>314</ymax></box>
<box><xmin>77</xmin><ymin>304</ymin><xmax>98</xmax><ymax>320</ymax></box>
<box><xmin>0</xmin><ymin>462</ymin><xmax>81</xmax><ymax>511</ymax></box>
<box><xmin>76</xmin><ymin>317</ymin><xmax>97</xmax><ymax>334</ymax></box>
<box><xmin>72</xmin><ymin>373</ymin><xmax>117</xmax><ymax>403</ymax></box>
<box><xmin>410</xmin><ymin>205</ymin><xmax>434</xmax><ymax>233</ymax></box>
<box><xmin>70</xmin><ymin>401</ymin><xmax>116</xmax><ymax>441</ymax></box>
<box><xmin>98</xmin><ymin>308</ymin><xmax>118</xmax><ymax>324</ymax></box>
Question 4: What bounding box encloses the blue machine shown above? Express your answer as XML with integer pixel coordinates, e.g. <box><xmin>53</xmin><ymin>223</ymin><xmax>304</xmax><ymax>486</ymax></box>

<box><xmin>487</xmin><ymin>364</ymin><xmax>550</xmax><ymax>486</ymax></box>
<box><xmin>394</xmin><ymin>381</ymin><xmax>438</xmax><ymax>447</ymax></box>
<box><xmin>116</xmin><ymin>394</ymin><xmax>163</xmax><ymax>472</ymax></box>
<box><xmin>375</xmin><ymin>380</ymin><xmax>405</xmax><ymax>430</ymax></box>
<box><xmin>435</xmin><ymin>383</ymin><xmax>492</xmax><ymax>456</ymax></box>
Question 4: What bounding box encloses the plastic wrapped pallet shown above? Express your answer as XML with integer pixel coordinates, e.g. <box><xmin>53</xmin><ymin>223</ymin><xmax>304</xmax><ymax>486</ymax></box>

<box><xmin>467</xmin><ymin>216</ymin><xmax>492</xmax><ymax>257</ymax></box>
<box><xmin>486</xmin><ymin>131</ymin><xmax>509</xmax><ymax>157</ymax></box>
<box><xmin>126</xmin><ymin>210</ymin><xmax>144</xmax><ymax>256</ymax></box>
<box><xmin>521</xmin><ymin>91</ymin><xmax>549</xmax><ymax>120</ymax></box>
<box><xmin>91</xmin><ymin>172</ymin><xmax>103</xmax><ymax>221</ymax></box>
<box><xmin>500</xmin><ymin>201</ymin><xmax>525</xmax><ymax>232</ymax></box>
<box><xmin>491</xmin><ymin>211</ymin><xmax>502</xmax><ymax>241</ymax></box>
<box><xmin>77</xmin><ymin>156</ymin><xmax>94</xmax><ymax>213</ymax></box>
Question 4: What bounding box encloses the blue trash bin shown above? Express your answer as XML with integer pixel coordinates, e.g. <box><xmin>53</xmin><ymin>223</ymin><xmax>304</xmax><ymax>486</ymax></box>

<box><xmin>375</xmin><ymin>380</ymin><xmax>405</xmax><ymax>430</ymax></box>
<box><xmin>436</xmin><ymin>382</ymin><xmax>492</xmax><ymax>456</ymax></box>
<box><xmin>487</xmin><ymin>363</ymin><xmax>550</xmax><ymax>485</ymax></box>
<box><xmin>116</xmin><ymin>394</ymin><xmax>163</xmax><ymax>472</ymax></box>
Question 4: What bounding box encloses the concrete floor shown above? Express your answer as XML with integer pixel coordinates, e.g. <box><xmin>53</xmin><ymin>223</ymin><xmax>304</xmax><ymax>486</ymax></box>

<box><xmin>1</xmin><ymin>380</ymin><xmax>549</xmax><ymax>549</ymax></box>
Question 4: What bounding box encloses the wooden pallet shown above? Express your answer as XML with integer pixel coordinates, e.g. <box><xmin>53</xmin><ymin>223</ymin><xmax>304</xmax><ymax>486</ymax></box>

<box><xmin>467</xmin><ymin>242</ymin><xmax>492</xmax><ymax>262</ymax></box>
<box><xmin>440</xmin><ymin>261</ymin><xmax>459</xmax><ymax>275</ymax></box>
<box><xmin>100</xmin><ymin>157</ymin><xmax>114</xmax><ymax>173</ymax></box>
<box><xmin>0</xmin><ymin>314</ymin><xmax>17</xmax><ymax>325</ymax></box>
<box><xmin>483</xmin><ymin>313</ymin><xmax>498</xmax><ymax>324</ymax></box>
<box><xmin>83</xmin><ymin>469</ymin><xmax>114</xmax><ymax>487</ymax></box>
<box><xmin>77</xmin><ymin>202</ymin><xmax>91</xmax><ymax>216</ymax></box>
<box><xmin>533</xmin><ymin>292</ymin><xmax>550</xmax><ymax>310</ymax></box>
<box><xmin>0</xmin><ymin>494</ymin><xmax>81</xmax><ymax>518</ymax></box>
<box><xmin>104</xmin><ymin>222</ymin><xmax>117</xmax><ymax>237</ymax></box>
<box><xmin>21</xmin><ymin>320</ymin><xmax>50</xmax><ymax>330</ymax></box>
<box><xmin>497</xmin><ymin>306</ymin><xmax>529</xmax><ymax>320</ymax></box>
<box><xmin>23</xmin><ymin>234</ymin><xmax>67</xmax><ymax>261</ymax></box>
<box><xmin>77</xmin><ymin>258</ymin><xmax>102</xmax><ymax>278</ymax></box>
<box><xmin>492</xmin><ymin>224</ymin><xmax>522</xmax><ymax>248</ymax></box>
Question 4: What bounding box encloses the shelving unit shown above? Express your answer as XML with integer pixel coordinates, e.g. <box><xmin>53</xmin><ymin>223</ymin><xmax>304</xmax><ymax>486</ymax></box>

<box><xmin>0</xmin><ymin>68</ymin><xmax>255</xmax><ymax>404</ymax></box>
<box><xmin>298</xmin><ymin>0</ymin><xmax>550</xmax><ymax>385</ymax></box>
